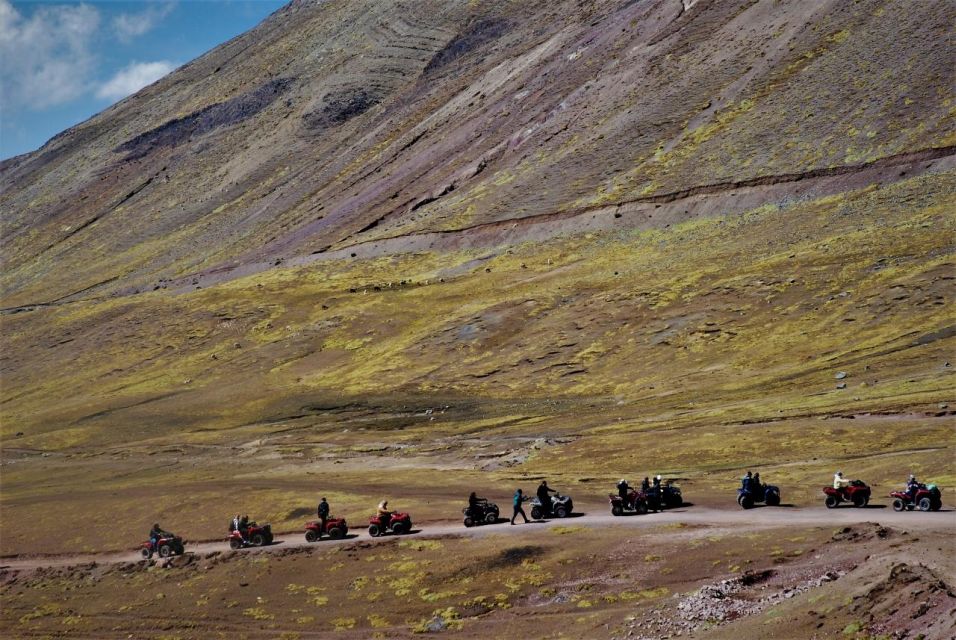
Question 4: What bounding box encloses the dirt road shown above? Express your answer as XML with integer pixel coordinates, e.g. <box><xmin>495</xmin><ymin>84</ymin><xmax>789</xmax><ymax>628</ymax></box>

<box><xmin>3</xmin><ymin>504</ymin><xmax>951</xmax><ymax>572</ymax></box>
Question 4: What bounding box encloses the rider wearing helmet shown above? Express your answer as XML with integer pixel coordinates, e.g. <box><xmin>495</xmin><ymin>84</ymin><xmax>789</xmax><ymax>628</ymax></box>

<box><xmin>833</xmin><ymin>471</ymin><xmax>851</xmax><ymax>490</ymax></box>
<box><xmin>377</xmin><ymin>500</ymin><xmax>391</xmax><ymax>527</ymax></box>
<box><xmin>617</xmin><ymin>479</ymin><xmax>631</xmax><ymax>508</ymax></box>
<box><xmin>536</xmin><ymin>481</ymin><xmax>557</xmax><ymax>518</ymax></box>
<box><xmin>317</xmin><ymin>498</ymin><xmax>330</xmax><ymax>534</ymax></box>
<box><xmin>149</xmin><ymin>523</ymin><xmax>163</xmax><ymax>550</ymax></box>
<box><xmin>906</xmin><ymin>474</ymin><xmax>920</xmax><ymax>503</ymax></box>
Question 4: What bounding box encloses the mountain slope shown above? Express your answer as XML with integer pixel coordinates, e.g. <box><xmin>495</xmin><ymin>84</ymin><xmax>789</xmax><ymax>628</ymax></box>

<box><xmin>2</xmin><ymin>0</ymin><xmax>953</xmax><ymax>309</ymax></box>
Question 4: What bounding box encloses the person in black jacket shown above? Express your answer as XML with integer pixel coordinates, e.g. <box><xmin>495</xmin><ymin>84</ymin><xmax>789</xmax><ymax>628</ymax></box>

<box><xmin>617</xmin><ymin>479</ymin><xmax>631</xmax><ymax>509</ymax></box>
<box><xmin>317</xmin><ymin>498</ymin><xmax>330</xmax><ymax>535</ymax></box>
<box><xmin>536</xmin><ymin>481</ymin><xmax>557</xmax><ymax>518</ymax></box>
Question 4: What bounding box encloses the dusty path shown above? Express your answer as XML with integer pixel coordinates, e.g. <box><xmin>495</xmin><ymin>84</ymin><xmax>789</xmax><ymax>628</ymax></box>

<box><xmin>3</xmin><ymin>504</ymin><xmax>951</xmax><ymax>572</ymax></box>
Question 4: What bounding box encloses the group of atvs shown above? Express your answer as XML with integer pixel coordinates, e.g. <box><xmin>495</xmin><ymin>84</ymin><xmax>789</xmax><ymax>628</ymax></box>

<box><xmin>736</xmin><ymin>472</ymin><xmax>944</xmax><ymax>512</ymax></box>
<box><xmin>140</xmin><ymin>475</ymin><xmax>944</xmax><ymax>559</ymax></box>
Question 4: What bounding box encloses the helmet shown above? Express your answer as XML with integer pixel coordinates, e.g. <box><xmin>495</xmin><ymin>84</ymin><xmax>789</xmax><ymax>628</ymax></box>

<box><xmin>620</xmin><ymin>479</ymin><xmax>626</xmax><ymax>484</ymax></box>
<box><xmin>655</xmin><ymin>475</ymin><xmax>662</xmax><ymax>481</ymax></box>
<box><xmin>836</xmin><ymin>471</ymin><xmax>843</xmax><ymax>476</ymax></box>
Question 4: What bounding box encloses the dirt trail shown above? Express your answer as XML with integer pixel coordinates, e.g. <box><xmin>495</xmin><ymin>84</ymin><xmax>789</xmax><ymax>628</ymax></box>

<box><xmin>3</xmin><ymin>505</ymin><xmax>951</xmax><ymax>572</ymax></box>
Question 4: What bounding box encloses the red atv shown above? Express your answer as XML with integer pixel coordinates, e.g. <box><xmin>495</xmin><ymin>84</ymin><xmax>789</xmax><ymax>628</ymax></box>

<box><xmin>228</xmin><ymin>521</ymin><xmax>274</xmax><ymax>549</ymax></box>
<box><xmin>823</xmin><ymin>480</ymin><xmax>871</xmax><ymax>508</ymax></box>
<box><xmin>304</xmin><ymin>516</ymin><xmax>348</xmax><ymax>541</ymax></box>
<box><xmin>368</xmin><ymin>512</ymin><xmax>412</xmax><ymax>536</ymax></box>
<box><xmin>141</xmin><ymin>533</ymin><xmax>185</xmax><ymax>559</ymax></box>
<box><xmin>889</xmin><ymin>484</ymin><xmax>943</xmax><ymax>512</ymax></box>
<box><xmin>609</xmin><ymin>489</ymin><xmax>649</xmax><ymax>516</ymax></box>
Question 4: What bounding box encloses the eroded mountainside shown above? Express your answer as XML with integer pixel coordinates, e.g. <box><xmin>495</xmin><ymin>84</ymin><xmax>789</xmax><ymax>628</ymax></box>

<box><xmin>2</xmin><ymin>0</ymin><xmax>953</xmax><ymax>307</ymax></box>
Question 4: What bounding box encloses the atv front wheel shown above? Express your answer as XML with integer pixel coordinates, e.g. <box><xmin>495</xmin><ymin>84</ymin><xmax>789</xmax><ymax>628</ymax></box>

<box><xmin>463</xmin><ymin>517</ymin><xmax>474</xmax><ymax>527</ymax></box>
<box><xmin>158</xmin><ymin>544</ymin><xmax>172</xmax><ymax>558</ymax></box>
<box><xmin>328</xmin><ymin>527</ymin><xmax>344</xmax><ymax>539</ymax></box>
<box><xmin>251</xmin><ymin>533</ymin><xmax>265</xmax><ymax>546</ymax></box>
<box><xmin>852</xmin><ymin>494</ymin><xmax>867</xmax><ymax>508</ymax></box>
<box><xmin>391</xmin><ymin>522</ymin><xmax>406</xmax><ymax>535</ymax></box>
<box><xmin>765</xmin><ymin>493</ymin><xmax>780</xmax><ymax>507</ymax></box>
<box><xmin>740</xmin><ymin>495</ymin><xmax>754</xmax><ymax>509</ymax></box>
<box><xmin>485</xmin><ymin>512</ymin><xmax>497</xmax><ymax>524</ymax></box>
<box><xmin>918</xmin><ymin>497</ymin><xmax>932</xmax><ymax>512</ymax></box>
<box><xmin>554</xmin><ymin>506</ymin><xmax>568</xmax><ymax>518</ymax></box>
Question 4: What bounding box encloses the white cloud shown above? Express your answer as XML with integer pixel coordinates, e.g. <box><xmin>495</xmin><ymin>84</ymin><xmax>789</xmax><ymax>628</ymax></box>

<box><xmin>112</xmin><ymin>3</ymin><xmax>175</xmax><ymax>44</ymax></box>
<box><xmin>96</xmin><ymin>60</ymin><xmax>176</xmax><ymax>101</ymax></box>
<box><xmin>0</xmin><ymin>0</ymin><xmax>100</xmax><ymax>110</ymax></box>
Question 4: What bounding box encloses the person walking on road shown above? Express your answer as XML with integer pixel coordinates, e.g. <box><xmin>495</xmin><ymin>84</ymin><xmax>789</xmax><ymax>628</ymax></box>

<box><xmin>511</xmin><ymin>488</ymin><xmax>529</xmax><ymax>525</ymax></box>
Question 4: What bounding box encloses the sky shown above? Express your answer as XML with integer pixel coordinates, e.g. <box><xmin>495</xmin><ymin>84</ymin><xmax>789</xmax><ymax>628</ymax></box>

<box><xmin>0</xmin><ymin>0</ymin><xmax>286</xmax><ymax>160</ymax></box>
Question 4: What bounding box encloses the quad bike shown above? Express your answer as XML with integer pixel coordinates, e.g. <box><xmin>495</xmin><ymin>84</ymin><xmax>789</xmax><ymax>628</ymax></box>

<box><xmin>228</xmin><ymin>521</ymin><xmax>274</xmax><ymax>549</ymax></box>
<box><xmin>141</xmin><ymin>533</ymin><xmax>185</xmax><ymax>559</ymax></box>
<box><xmin>304</xmin><ymin>516</ymin><xmax>349</xmax><ymax>541</ymax></box>
<box><xmin>889</xmin><ymin>484</ymin><xmax>943</xmax><ymax>512</ymax></box>
<box><xmin>737</xmin><ymin>483</ymin><xmax>781</xmax><ymax>509</ymax></box>
<box><xmin>823</xmin><ymin>480</ymin><xmax>871</xmax><ymax>508</ymax></box>
<box><xmin>463</xmin><ymin>499</ymin><xmax>500</xmax><ymax>527</ymax></box>
<box><xmin>530</xmin><ymin>493</ymin><xmax>574</xmax><ymax>519</ymax></box>
<box><xmin>609</xmin><ymin>489</ymin><xmax>648</xmax><ymax>516</ymax></box>
<box><xmin>368</xmin><ymin>512</ymin><xmax>412</xmax><ymax>536</ymax></box>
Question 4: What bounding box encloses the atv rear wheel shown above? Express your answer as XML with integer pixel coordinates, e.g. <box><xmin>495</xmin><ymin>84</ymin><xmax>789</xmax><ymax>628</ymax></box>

<box><xmin>825</xmin><ymin>495</ymin><xmax>839</xmax><ymax>509</ymax></box>
<box><xmin>229</xmin><ymin>538</ymin><xmax>243</xmax><ymax>550</ymax></box>
<box><xmin>328</xmin><ymin>527</ymin><xmax>344</xmax><ymax>539</ymax></box>
<box><xmin>368</xmin><ymin>524</ymin><xmax>381</xmax><ymax>537</ymax></box>
<box><xmin>141</xmin><ymin>548</ymin><xmax>151</xmax><ymax>559</ymax></box>
<box><xmin>530</xmin><ymin>506</ymin><xmax>543</xmax><ymax>520</ymax></box>
<box><xmin>305</xmin><ymin>530</ymin><xmax>319</xmax><ymax>543</ymax></box>
<box><xmin>158</xmin><ymin>544</ymin><xmax>173</xmax><ymax>558</ymax></box>
<box><xmin>463</xmin><ymin>517</ymin><xmax>474</xmax><ymax>527</ymax></box>
<box><xmin>740</xmin><ymin>495</ymin><xmax>754</xmax><ymax>509</ymax></box>
<box><xmin>554</xmin><ymin>506</ymin><xmax>568</xmax><ymax>518</ymax></box>
<box><xmin>918</xmin><ymin>497</ymin><xmax>932</xmax><ymax>512</ymax></box>
<box><xmin>892</xmin><ymin>498</ymin><xmax>905</xmax><ymax>512</ymax></box>
<box><xmin>611</xmin><ymin>505</ymin><xmax>623</xmax><ymax>517</ymax></box>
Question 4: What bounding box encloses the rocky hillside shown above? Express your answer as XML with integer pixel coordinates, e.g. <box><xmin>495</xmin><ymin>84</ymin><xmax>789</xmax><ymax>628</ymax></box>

<box><xmin>1</xmin><ymin>0</ymin><xmax>953</xmax><ymax>459</ymax></box>
<box><xmin>2</xmin><ymin>0</ymin><xmax>953</xmax><ymax>307</ymax></box>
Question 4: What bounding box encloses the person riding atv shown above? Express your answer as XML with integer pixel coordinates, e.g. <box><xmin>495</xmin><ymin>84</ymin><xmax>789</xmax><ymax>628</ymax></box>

<box><xmin>536</xmin><ymin>481</ymin><xmax>558</xmax><ymax>518</ymax></box>
<box><xmin>616</xmin><ymin>479</ymin><xmax>632</xmax><ymax>508</ymax></box>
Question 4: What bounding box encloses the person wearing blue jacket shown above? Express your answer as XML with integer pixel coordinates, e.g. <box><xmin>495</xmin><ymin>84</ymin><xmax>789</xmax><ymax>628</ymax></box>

<box><xmin>511</xmin><ymin>488</ymin><xmax>529</xmax><ymax>525</ymax></box>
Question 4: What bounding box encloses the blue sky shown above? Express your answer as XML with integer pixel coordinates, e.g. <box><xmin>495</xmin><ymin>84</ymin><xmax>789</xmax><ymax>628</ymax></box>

<box><xmin>0</xmin><ymin>0</ymin><xmax>286</xmax><ymax>159</ymax></box>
